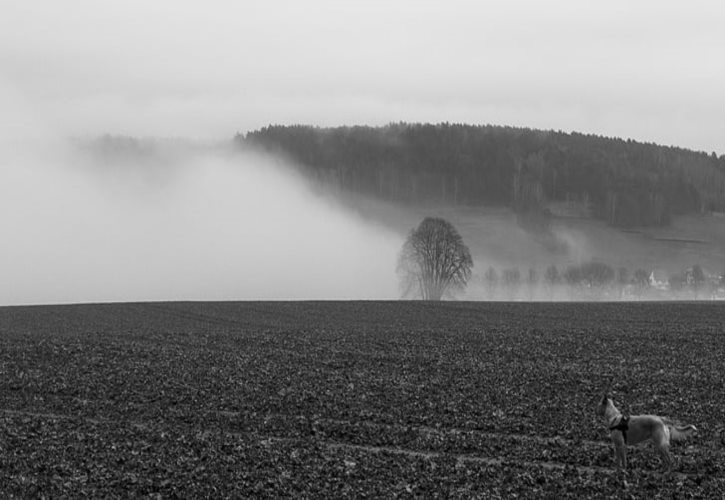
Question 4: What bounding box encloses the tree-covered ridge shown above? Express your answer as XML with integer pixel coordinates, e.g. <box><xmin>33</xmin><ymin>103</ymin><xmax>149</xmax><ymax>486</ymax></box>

<box><xmin>240</xmin><ymin>123</ymin><xmax>725</xmax><ymax>227</ymax></box>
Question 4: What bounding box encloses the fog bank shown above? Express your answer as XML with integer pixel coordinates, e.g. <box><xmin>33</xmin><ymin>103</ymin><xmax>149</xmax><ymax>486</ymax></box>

<box><xmin>0</xmin><ymin>138</ymin><xmax>402</xmax><ymax>305</ymax></box>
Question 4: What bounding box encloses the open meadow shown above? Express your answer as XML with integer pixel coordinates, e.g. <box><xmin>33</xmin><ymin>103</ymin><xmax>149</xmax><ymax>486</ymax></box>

<box><xmin>1</xmin><ymin>301</ymin><xmax>724</xmax><ymax>498</ymax></box>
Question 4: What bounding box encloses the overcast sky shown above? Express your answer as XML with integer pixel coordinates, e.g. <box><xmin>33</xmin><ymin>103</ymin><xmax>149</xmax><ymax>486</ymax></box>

<box><xmin>2</xmin><ymin>0</ymin><xmax>724</xmax><ymax>153</ymax></box>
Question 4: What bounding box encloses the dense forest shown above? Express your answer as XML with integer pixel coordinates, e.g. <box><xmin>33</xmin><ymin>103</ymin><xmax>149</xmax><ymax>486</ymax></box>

<box><xmin>239</xmin><ymin>123</ymin><xmax>725</xmax><ymax>228</ymax></box>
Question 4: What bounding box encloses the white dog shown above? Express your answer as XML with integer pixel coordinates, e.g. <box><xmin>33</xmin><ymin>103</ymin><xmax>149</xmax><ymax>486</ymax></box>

<box><xmin>597</xmin><ymin>394</ymin><xmax>697</xmax><ymax>471</ymax></box>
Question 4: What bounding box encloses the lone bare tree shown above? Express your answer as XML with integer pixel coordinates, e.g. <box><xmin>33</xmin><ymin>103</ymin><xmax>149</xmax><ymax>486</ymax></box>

<box><xmin>397</xmin><ymin>217</ymin><xmax>473</xmax><ymax>300</ymax></box>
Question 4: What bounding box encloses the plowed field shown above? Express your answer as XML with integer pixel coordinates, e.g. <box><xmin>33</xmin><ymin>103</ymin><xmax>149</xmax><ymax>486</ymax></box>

<box><xmin>1</xmin><ymin>301</ymin><xmax>723</xmax><ymax>498</ymax></box>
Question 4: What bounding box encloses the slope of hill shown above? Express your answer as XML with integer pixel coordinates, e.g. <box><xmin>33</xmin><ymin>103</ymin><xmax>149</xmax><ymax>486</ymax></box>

<box><xmin>339</xmin><ymin>193</ymin><xmax>725</xmax><ymax>295</ymax></box>
<box><xmin>241</xmin><ymin>123</ymin><xmax>725</xmax><ymax>228</ymax></box>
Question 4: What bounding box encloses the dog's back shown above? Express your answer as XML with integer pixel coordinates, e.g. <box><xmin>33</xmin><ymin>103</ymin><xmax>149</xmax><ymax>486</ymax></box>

<box><xmin>625</xmin><ymin>414</ymin><xmax>664</xmax><ymax>445</ymax></box>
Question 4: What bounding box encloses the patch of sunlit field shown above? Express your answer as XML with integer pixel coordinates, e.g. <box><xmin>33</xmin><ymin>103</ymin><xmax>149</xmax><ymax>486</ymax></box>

<box><xmin>1</xmin><ymin>301</ymin><xmax>723</xmax><ymax>497</ymax></box>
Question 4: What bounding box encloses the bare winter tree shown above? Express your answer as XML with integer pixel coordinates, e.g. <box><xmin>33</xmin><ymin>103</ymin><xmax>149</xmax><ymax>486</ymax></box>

<box><xmin>397</xmin><ymin>217</ymin><xmax>473</xmax><ymax>300</ymax></box>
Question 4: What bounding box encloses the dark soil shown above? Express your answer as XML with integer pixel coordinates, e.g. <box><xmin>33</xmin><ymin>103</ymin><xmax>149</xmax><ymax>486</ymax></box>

<box><xmin>1</xmin><ymin>301</ymin><xmax>723</xmax><ymax>498</ymax></box>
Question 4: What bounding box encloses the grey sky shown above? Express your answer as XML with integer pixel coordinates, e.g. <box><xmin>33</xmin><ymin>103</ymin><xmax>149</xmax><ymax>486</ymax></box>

<box><xmin>2</xmin><ymin>0</ymin><xmax>724</xmax><ymax>152</ymax></box>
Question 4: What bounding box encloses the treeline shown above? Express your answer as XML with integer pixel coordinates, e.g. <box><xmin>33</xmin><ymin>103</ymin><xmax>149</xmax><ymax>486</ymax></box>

<box><xmin>239</xmin><ymin>123</ymin><xmax>725</xmax><ymax>228</ymax></box>
<box><xmin>476</xmin><ymin>262</ymin><xmax>724</xmax><ymax>301</ymax></box>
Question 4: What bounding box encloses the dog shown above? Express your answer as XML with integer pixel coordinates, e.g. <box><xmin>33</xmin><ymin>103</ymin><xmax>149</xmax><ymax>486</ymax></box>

<box><xmin>597</xmin><ymin>394</ymin><xmax>697</xmax><ymax>471</ymax></box>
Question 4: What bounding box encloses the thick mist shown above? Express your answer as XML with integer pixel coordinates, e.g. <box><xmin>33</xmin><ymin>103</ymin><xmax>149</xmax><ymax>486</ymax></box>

<box><xmin>3</xmin><ymin>0</ymin><xmax>724</xmax><ymax>305</ymax></box>
<box><xmin>0</xmin><ymin>136</ymin><xmax>402</xmax><ymax>305</ymax></box>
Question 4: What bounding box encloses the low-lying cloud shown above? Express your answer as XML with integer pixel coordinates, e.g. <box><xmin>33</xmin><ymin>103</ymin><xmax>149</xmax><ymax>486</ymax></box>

<box><xmin>0</xmin><ymin>137</ymin><xmax>402</xmax><ymax>305</ymax></box>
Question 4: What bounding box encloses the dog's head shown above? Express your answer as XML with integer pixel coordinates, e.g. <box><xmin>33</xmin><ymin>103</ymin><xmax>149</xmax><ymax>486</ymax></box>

<box><xmin>596</xmin><ymin>394</ymin><xmax>610</xmax><ymax>416</ymax></box>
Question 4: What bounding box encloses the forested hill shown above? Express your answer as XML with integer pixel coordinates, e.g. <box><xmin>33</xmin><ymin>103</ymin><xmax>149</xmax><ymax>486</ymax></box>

<box><xmin>239</xmin><ymin>123</ymin><xmax>725</xmax><ymax>228</ymax></box>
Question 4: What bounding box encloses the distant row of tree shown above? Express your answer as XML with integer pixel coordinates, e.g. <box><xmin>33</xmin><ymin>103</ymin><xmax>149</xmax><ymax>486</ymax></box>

<box><xmin>241</xmin><ymin>123</ymin><xmax>725</xmax><ymax>228</ymax></box>
<box><xmin>477</xmin><ymin>262</ymin><xmax>724</xmax><ymax>300</ymax></box>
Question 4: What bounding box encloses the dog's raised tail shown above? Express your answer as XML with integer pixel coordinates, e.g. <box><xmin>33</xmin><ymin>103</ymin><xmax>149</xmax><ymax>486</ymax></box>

<box><xmin>666</xmin><ymin>422</ymin><xmax>698</xmax><ymax>442</ymax></box>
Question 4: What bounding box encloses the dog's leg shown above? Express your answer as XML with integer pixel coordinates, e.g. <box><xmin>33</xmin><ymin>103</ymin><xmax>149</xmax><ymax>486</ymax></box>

<box><xmin>612</xmin><ymin>435</ymin><xmax>627</xmax><ymax>470</ymax></box>
<box><xmin>653</xmin><ymin>427</ymin><xmax>673</xmax><ymax>473</ymax></box>
<box><xmin>617</xmin><ymin>443</ymin><xmax>627</xmax><ymax>470</ymax></box>
<box><xmin>656</xmin><ymin>443</ymin><xmax>673</xmax><ymax>472</ymax></box>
